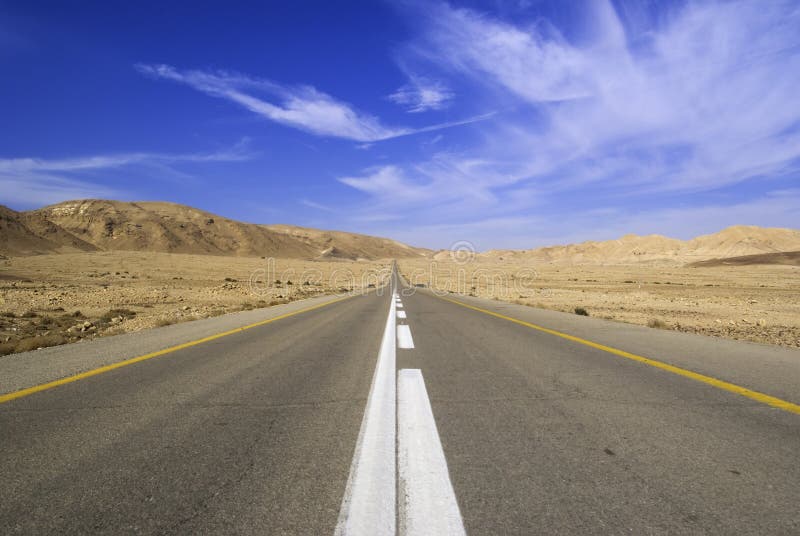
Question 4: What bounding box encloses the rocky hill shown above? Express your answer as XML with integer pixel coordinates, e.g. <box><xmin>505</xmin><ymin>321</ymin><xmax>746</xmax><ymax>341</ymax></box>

<box><xmin>688</xmin><ymin>251</ymin><xmax>800</xmax><ymax>267</ymax></box>
<box><xmin>0</xmin><ymin>200</ymin><xmax>431</xmax><ymax>260</ymax></box>
<box><xmin>479</xmin><ymin>225</ymin><xmax>800</xmax><ymax>265</ymax></box>
<box><xmin>4</xmin><ymin>200</ymin><xmax>798</xmax><ymax>265</ymax></box>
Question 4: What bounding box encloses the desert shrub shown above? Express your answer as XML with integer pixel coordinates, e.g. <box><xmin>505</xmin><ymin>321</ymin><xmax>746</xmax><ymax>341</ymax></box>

<box><xmin>224</xmin><ymin>277</ymin><xmax>237</xmax><ymax>282</ymax></box>
<box><xmin>104</xmin><ymin>327</ymin><xmax>126</xmax><ymax>336</ymax></box>
<box><xmin>101</xmin><ymin>308</ymin><xmax>137</xmax><ymax>320</ymax></box>
<box><xmin>574</xmin><ymin>307</ymin><xmax>589</xmax><ymax>316</ymax></box>
<box><xmin>15</xmin><ymin>334</ymin><xmax>67</xmax><ymax>353</ymax></box>
<box><xmin>21</xmin><ymin>310</ymin><xmax>38</xmax><ymax>318</ymax></box>
<box><xmin>0</xmin><ymin>341</ymin><xmax>17</xmax><ymax>355</ymax></box>
<box><xmin>37</xmin><ymin>315</ymin><xmax>56</xmax><ymax>326</ymax></box>
<box><xmin>648</xmin><ymin>318</ymin><xmax>668</xmax><ymax>329</ymax></box>
<box><xmin>1</xmin><ymin>311</ymin><xmax>16</xmax><ymax>318</ymax></box>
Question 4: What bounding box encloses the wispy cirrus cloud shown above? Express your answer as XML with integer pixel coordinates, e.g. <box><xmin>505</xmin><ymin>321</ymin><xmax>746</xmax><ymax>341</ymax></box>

<box><xmin>388</xmin><ymin>73</ymin><xmax>453</xmax><ymax>113</ymax></box>
<box><xmin>0</xmin><ymin>144</ymin><xmax>252</xmax><ymax>208</ymax></box>
<box><xmin>137</xmin><ymin>63</ymin><xmax>486</xmax><ymax>142</ymax></box>
<box><xmin>336</xmin><ymin>0</ymin><xmax>800</xmax><ymax>247</ymax></box>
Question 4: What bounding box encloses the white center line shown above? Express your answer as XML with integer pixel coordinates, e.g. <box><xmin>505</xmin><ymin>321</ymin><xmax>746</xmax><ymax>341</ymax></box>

<box><xmin>397</xmin><ymin>324</ymin><xmax>415</xmax><ymax>349</ymax></box>
<box><xmin>335</xmin><ymin>297</ymin><xmax>396</xmax><ymax>535</ymax></box>
<box><xmin>338</xmin><ymin>282</ymin><xmax>463</xmax><ymax>534</ymax></box>
<box><xmin>398</xmin><ymin>369</ymin><xmax>466</xmax><ymax>536</ymax></box>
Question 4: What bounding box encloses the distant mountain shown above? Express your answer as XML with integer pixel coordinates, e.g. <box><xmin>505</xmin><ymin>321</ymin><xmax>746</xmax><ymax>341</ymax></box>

<box><xmin>478</xmin><ymin>225</ymin><xmax>800</xmax><ymax>265</ymax></box>
<box><xmin>4</xmin><ymin>200</ymin><xmax>797</xmax><ymax>265</ymax></box>
<box><xmin>0</xmin><ymin>200</ymin><xmax>431</xmax><ymax>260</ymax></box>
<box><xmin>0</xmin><ymin>204</ymin><xmax>97</xmax><ymax>256</ymax></box>
<box><xmin>688</xmin><ymin>251</ymin><xmax>800</xmax><ymax>267</ymax></box>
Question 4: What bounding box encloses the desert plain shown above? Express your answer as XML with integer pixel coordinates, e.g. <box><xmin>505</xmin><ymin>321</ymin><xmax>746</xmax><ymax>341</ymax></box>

<box><xmin>0</xmin><ymin>251</ymin><xmax>390</xmax><ymax>355</ymax></box>
<box><xmin>2</xmin><ymin>250</ymin><xmax>798</xmax><ymax>357</ymax></box>
<box><xmin>398</xmin><ymin>258</ymin><xmax>800</xmax><ymax>348</ymax></box>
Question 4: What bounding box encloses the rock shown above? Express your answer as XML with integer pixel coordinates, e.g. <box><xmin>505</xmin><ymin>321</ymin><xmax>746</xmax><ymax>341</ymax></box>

<box><xmin>757</xmin><ymin>318</ymin><xmax>767</xmax><ymax>327</ymax></box>
<box><xmin>182</xmin><ymin>305</ymin><xmax>190</xmax><ymax>311</ymax></box>
<box><xmin>82</xmin><ymin>321</ymin><xmax>93</xmax><ymax>328</ymax></box>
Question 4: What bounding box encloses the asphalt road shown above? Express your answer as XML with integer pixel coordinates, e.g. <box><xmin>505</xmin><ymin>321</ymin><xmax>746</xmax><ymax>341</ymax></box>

<box><xmin>1</xmin><ymin>268</ymin><xmax>799</xmax><ymax>534</ymax></box>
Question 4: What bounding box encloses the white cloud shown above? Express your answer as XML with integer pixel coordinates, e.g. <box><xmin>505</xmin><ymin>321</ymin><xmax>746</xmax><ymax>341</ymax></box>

<box><xmin>388</xmin><ymin>74</ymin><xmax>453</xmax><ymax>112</ymax></box>
<box><xmin>137</xmin><ymin>64</ymin><xmax>487</xmax><ymax>142</ymax></box>
<box><xmin>300</xmin><ymin>198</ymin><xmax>337</xmax><ymax>212</ymax></box>
<box><xmin>0</xmin><ymin>145</ymin><xmax>250</xmax><ymax>208</ymax></box>
<box><xmin>335</xmin><ymin>0</ymin><xmax>800</xmax><ymax>247</ymax></box>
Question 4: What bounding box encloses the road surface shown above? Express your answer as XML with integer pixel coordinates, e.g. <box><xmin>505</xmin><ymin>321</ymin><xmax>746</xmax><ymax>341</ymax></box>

<box><xmin>1</xmin><ymin>266</ymin><xmax>798</xmax><ymax>534</ymax></box>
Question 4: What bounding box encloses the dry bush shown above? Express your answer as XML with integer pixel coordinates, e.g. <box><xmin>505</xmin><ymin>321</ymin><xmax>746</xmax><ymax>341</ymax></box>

<box><xmin>648</xmin><ymin>318</ymin><xmax>668</xmax><ymax>329</ymax></box>
<box><xmin>14</xmin><ymin>334</ymin><xmax>68</xmax><ymax>353</ymax></box>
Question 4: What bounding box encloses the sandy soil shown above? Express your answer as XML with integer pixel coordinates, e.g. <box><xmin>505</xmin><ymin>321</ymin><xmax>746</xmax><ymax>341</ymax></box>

<box><xmin>399</xmin><ymin>259</ymin><xmax>800</xmax><ymax>348</ymax></box>
<box><xmin>0</xmin><ymin>251</ymin><xmax>390</xmax><ymax>355</ymax></box>
<box><xmin>2</xmin><ymin>251</ymin><xmax>797</xmax><ymax>353</ymax></box>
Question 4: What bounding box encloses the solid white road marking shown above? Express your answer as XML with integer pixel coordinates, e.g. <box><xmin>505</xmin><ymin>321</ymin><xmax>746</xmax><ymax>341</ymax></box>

<box><xmin>397</xmin><ymin>325</ymin><xmax>415</xmax><ymax>349</ymax></box>
<box><xmin>398</xmin><ymin>310</ymin><xmax>407</xmax><ymax>319</ymax></box>
<box><xmin>335</xmin><ymin>298</ymin><xmax>397</xmax><ymax>535</ymax></box>
<box><xmin>398</xmin><ymin>369</ymin><xmax>466</xmax><ymax>536</ymax></box>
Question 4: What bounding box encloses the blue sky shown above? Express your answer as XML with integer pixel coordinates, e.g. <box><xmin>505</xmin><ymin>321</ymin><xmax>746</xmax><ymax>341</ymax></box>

<box><xmin>1</xmin><ymin>0</ymin><xmax>799</xmax><ymax>250</ymax></box>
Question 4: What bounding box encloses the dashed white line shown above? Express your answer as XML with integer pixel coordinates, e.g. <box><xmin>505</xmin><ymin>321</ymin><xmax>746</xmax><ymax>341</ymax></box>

<box><xmin>338</xmin><ymin>284</ymin><xmax>464</xmax><ymax>535</ymax></box>
<box><xmin>335</xmin><ymin>298</ymin><xmax>396</xmax><ymax>535</ymax></box>
<box><xmin>398</xmin><ymin>369</ymin><xmax>466</xmax><ymax>536</ymax></box>
<box><xmin>397</xmin><ymin>324</ymin><xmax>415</xmax><ymax>349</ymax></box>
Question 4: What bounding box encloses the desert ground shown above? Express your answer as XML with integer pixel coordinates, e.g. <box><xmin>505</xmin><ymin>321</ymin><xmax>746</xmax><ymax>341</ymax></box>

<box><xmin>2</xmin><ymin>249</ymin><xmax>799</xmax><ymax>356</ymax></box>
<box><xmin>0</xmin><ymin>252</ymin><xmax>390</xmax><ymax>355</ymax></box>
<box><xmin>399</xmin><ymin>259</ymin><xmax>800</xmax><ymax>348</ymax></box>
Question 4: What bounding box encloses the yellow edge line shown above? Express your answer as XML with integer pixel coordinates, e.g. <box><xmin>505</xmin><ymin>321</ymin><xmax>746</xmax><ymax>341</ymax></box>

<box><xmin>438</xmin><ymin>295</ymin><xmax>800</xmax><ymax>416</ymax></box>
<box><xmin>0</xmin><ymin>295</ymin><xmax>352</xmax><ymax>405</ymax></box>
